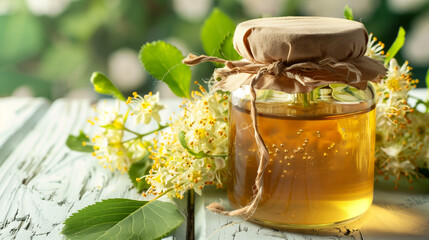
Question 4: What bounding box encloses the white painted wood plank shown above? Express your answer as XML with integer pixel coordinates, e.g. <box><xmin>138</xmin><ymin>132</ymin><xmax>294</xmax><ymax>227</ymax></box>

<box><xmin>195</xmin><ymin>187</ymin><xmax>429</xmax><ymax>240</ymax></box>
<box><xmin>195</xmin><ymin>187</ymin><xmax>354</xmax><ymax>240</ymax></box>
<box><xmin>0</xmin><ymin>97</ymin><xmax>49</xmax><ymax>165</ymax></box>
<box><xmin>0</xmin><ymin>98</ymin><xmax>186</xmax><ymax>240</ymax></box>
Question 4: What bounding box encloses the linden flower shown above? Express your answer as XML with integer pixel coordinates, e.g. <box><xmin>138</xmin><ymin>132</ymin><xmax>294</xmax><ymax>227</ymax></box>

<box><xmin>365</xmin><ymin>33</ymin><xmax>386</xmax><ymax>62</ymax></box>
<box><xmin>371</xmin><ymin>55</ymin><xmax>428</xmax><ymax>185</ymax></box>
<box><xmin>381</xmin><ymin>145</ymin><xmax>403</xmax><ymax>159</ymax></box>
<box><xmin>144</xmin><ymin>88</ymin><xmax>229</xmax><ymax>198</ymax></box>
<box><xmin>180</xmin><ymin>90</ymin><xmax>229</xmax><ymax>154</ymax></box>
<box><xmin>406</xmin><ymin>111</ymin><xmax>429</xmax><ymax>168</ymax></box>
<box><xmin>365</xmin><ymin>35</ymin><xmax>427</xmax><ymax>185</ymax></box>
<box><xmin>385</xmin><ymin>59</ymin><xmax>416</xmax><ymax>96</ymax></box>
<box><xmin>87</xmin><ymin>100</ymin><xmax>122</xmax><ymax>127</ymax></box>
<box><xmin>124</xmin><ymin>138</ymin><xmax>151</xmax><ymax>163</ymax></box>
<box><xmin>375</xmin><ymin>59</ymin><xmax>415</xmax><ymax>126</ymax></box>
<box><xmin>92</xmin><ymin>127</ymin><xmax>130</xmax><ymax>173</ymax></box>
<box><xmin>383</xmin><ymin>160</ymin><xmax>416</xmax><ymax>180</ymax></box>
<box><xmin>127</xmin><ymin>92</ymin><xmax>165</xmax><ymax>124</ymax></box>
<box><xmin>87</xmin><ymin>100</ymin><xmax>135</xmax><ymax>173</ymax></box>
<box><xmin>92</xmin><ymin>129</ymin><xmax>147</xmax><ymax>174</ymax></box>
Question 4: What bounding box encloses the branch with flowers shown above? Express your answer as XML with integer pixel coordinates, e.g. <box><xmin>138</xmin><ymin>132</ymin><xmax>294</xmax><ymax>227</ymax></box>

<box><xmin>62</xmin><ymin>7</ymin><xmax>429</xmax><ymax>240</ymax></box>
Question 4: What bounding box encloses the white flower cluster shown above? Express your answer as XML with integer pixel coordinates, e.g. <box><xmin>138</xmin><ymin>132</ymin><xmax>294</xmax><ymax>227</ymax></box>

<box><xmin>127</xmin><ymin>92</ymin><xmax>164</xmax><ymax>125</ymax></box>
<box><xmin>87</xmin><ymin>101</ymin><xmax>131</xmax><ymax>173</ymax></box>
<box><xmin>366</xmin><ymin>34</ymin><xmax>429</xmax><ymax>187</ymax></box>
<box><xmin>86</xmin><ymin>87</ymin><xmax>229</xmax><ymax>197</ymax></box>
<box><xmin>366</xmin><ymin>33</ymin><xmax>386</xmax><ymax>62</ymax></box>
<box><xmin>87</xmin><ymin>93</ymin><xmax>165</xmax><ymax>173</ymax></box>
<box><xmin>145</xmin><ymin>88</ymin><xmax>229</xmax><ymax>198</ymax></box>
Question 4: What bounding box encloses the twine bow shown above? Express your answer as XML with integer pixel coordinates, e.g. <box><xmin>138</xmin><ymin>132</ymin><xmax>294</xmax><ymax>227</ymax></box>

<box><xmin>182</xmin><ymin>53</ymin><xmax>364</xmax><ymax>219</ymax></box>
<box><xmin>183</xmin><ymin>53</ymin><xmax>364</xmax><ymax>91</ymax></box>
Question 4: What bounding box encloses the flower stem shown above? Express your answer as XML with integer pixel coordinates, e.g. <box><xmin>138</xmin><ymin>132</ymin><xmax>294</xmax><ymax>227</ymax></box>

<box><xmin>123</xmin><ymin>127</ymin><xmax>143</xmax><ymax>136</ymax></box>
<box><xmin>123</xmin><ymin>109</ymin><xmax>130</xmax><ymax>123</ymax></box>
<box><xmin>303</xmin><ymin>93</ymin><xmax>310</xmax><ymax>107</ymax></box>
<box><xmin>148</xmin><ymin>188</ymin><xmax>174</xmax><ymax>203</ymax></box>
<box><xmin>147</xmin><ymin>184</ymin><xmax>185</xmax><ymax>203</ymax></box>
<box><xmin>296</xmin><ymin>93</ymin><xmax>311</xmax><ymax>107</ymax></box>
<box><xmin>124</xmin><ymin>124</ymin><xmax>169</xmax><ymax>138</ymax></box>
<box><xmin>205</xmin><ymin>154</ymin><xmax>228</xmax><ymax>158</ymax></box>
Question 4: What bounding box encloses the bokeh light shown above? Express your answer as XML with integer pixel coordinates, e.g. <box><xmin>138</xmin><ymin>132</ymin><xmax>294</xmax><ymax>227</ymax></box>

<box><xmin>0</xmin><ymin>0</ymin><xmax>427</xmax><ymax>100</ymax></box>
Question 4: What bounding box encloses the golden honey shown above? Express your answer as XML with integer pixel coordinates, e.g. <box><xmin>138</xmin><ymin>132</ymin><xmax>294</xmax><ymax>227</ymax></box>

<box><xmin>227</xmin><ymin>89</ymin><xmax>376</xmax><ymax>228</ymax></box>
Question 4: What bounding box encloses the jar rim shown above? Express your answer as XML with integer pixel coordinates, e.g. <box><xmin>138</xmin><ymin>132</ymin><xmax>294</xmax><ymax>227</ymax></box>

<box><xmin>230</xmin><ymin>83</ymin><xmax>376</xmax><ymax>118</ymax></box>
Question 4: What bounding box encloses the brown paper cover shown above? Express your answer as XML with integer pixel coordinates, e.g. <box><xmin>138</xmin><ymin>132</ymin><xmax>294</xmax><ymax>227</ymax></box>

<box><xmin>212</xmin><ymin>17</ymin><xmax>386</xmax><ymax>93</ymax></box>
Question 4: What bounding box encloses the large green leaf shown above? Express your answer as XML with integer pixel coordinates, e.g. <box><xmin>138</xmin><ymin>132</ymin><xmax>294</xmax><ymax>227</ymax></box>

<box><xmin>0</xmin><ymin>13</ymin><xmax>44</xmax><ymax>66</ymax></box>
<box><xmin>385</xmin><ymin>27</ymin><xmax>406</xmax><ymax>65</ymax></box>
<box><xmin>128</xmin><ymin>154</ymin><xmax>152</xmax><ymax>192</ymax></box>
<box><xmin>62</xmin><ymin>199</ymin><xmax>184</xmax><ymax>240</ymax></box>
<box><xmin>90</xmin><ymin>72</ymin><xmax>126</xmax><ymax>101</ymax></box>
<box><xmin>201</xmin><ymin>8</ymin><xmax>236</xmax><ymax>57</ymax></box>
<box><xmin>140</xmin><ymin>41</ymin><xmax>191</xmax><ymax>98</ymax></box>
<box><xmin>218</xmin><ymin>32</ymin><xmax>241</xmax><ymax>60</ymax></box>
<box><xmin>343</xmin><ymin>5</ymin><xmax>354</xmax><ymax>20</ymax></box>
<box><xmin>66</xmin><ymin>131</ymin><xmax>93</xmax><ymax>153</ymax></box>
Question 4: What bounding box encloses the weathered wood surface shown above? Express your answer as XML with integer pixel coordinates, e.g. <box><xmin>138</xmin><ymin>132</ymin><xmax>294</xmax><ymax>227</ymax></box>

<box><xmin>0</xmin><ymin>98</ymin><xmax>186</xmax><ymax>239</ymax></box>
<box><xmin>1</xmin><ymin>89</ymin><xmax>428</xmax><ymax>240</ymax></box>
<box><xmin>0</xmin><ymin>98</ymin><xmax>49</xmax><ymax>165</ymax></box>
<box><xmin>195</xmin><ymin>89</ymin><xmax>429</xmax><ymax>240</ymax></box>
<box><xmin>195</xmin><ymin>187</ymin><xmax>429</xmax><ymax>240</ymax></box>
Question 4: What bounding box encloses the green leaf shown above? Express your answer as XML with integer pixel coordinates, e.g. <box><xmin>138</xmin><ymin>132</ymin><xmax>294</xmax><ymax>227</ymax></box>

<box><xmin>0</xmin><ymin>13</ymin><xmax>44</xmax><ymax>66</ymax></box>
<box><xmin>329</xmin><ymin>84</ymin><xmax>366</xmax><ymax>102</ymax></box>
<box><xmin>128</xmin><ymin>154</ymin><xmax>152</xmax><ymax>192</ymax></box>
<box><xmin>201</xmin><ymin>8</ymin><xmax>236</xmax><ymax>57</ymax></box>
<box><xmin>178</xmin><ymin>131</ymin><xmax>227</xmax><ymax>159</ymax></box>
<box><xmin>256</xmin><ymin>89</ymin><xmax>289</xmax><ymax>101</ymax></box>
<box><xmin>62</xmin><ymin>199</ymin><xmax>184</xmax><ymax>240</ymax></box>
<box><xmin>385</xmin><ymin>27</ymin><xmax>406</xmax><ymax>65</ymax></box>
<box><xmin>90</xmin><ymin>72</ymin><xmax>126</xmax><ymax>101</ymax></box>
<box><xmin>66</xmin><ymin>131</ymin><xmax>93</xmax><ymax>153</ymax></box>
<box><xmin>218</xmin><ymin>32</ymin><xmax>241</xmax><ymax>60</ymax></box>
<box><xmin>343</xmin><ymin>5</ymin><xmax>354</xmax><ymax>20</ymax></box>
<box><xmin>178</xmin><ymin>131</ymin><xmax>206</xmax><ymax>158</ymax></box>
<box><xmin>140</xmin><ymin>41</ymin><xmax>191</xmax><ymax>98</ymax></box>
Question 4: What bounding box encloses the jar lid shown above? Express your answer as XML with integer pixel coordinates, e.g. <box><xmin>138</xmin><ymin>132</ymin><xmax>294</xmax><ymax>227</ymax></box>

<box><xmin>183</xmin><ymin>16</ymin><xmax>386</xmax><ymax>94</ymax></box>
<box><xmin>234</xmin><ymin>17</ymin><xmax>368</xmax><ymax>64</ymax></box>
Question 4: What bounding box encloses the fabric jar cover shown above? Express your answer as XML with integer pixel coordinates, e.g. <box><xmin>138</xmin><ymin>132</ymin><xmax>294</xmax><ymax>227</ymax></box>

<box><xmin>210</xmin><ymin>16</ymin><xmax>386</xmax><ymax>93</ymax></box>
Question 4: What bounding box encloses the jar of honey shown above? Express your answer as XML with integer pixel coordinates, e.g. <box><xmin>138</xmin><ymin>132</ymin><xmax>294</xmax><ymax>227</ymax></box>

<box><xmin>227</xmin><ymin>84</ymin><xmax>376</xmax><ymax>228</ymax></box>
<box><xmin>220</xmin><ymin>17</ymin><xmax>385</xmax><ymax>229</ymax></box>
<box><xmin>183</xmin><ymin>16</ymin><xmax>386</xmax><ymax>229</ymax></box>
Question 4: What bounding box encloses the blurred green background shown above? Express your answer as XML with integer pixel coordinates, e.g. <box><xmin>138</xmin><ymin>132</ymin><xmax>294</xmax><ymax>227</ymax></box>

<box><xmin>0</xmin><ymin>0</ymin><xmax>428</xmax><ymax>100</ymax></box>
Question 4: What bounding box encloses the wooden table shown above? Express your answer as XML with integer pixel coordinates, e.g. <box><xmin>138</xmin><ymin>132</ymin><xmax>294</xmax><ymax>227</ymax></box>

<box><xmin>1</xmin><ymin>89</ymin><xmax>428</xmax><ymax>240</ymax></box>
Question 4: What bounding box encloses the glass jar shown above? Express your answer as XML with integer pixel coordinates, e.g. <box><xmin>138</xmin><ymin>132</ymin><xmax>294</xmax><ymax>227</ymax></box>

<box><xmin>227</xmin><ymin>83</ymin><xmax>376</xmax><ymax>228</ymax></box>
